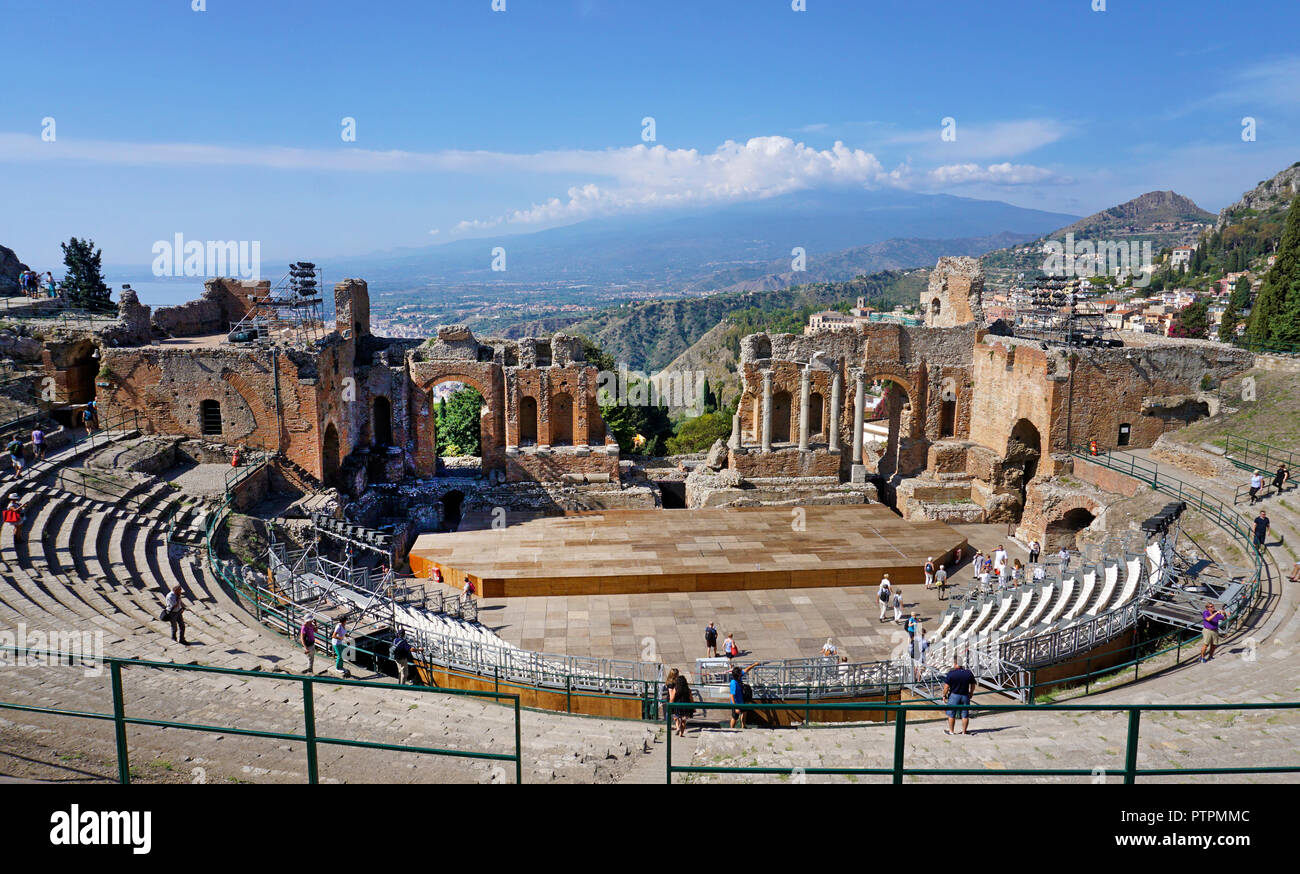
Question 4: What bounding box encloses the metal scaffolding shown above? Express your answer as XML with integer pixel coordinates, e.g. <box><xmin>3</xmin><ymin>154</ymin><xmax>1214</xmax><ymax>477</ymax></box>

<box><xmin>227</xmin><ymin>261</ymin><xmax>327</xmax><ymax>348</ymax></box>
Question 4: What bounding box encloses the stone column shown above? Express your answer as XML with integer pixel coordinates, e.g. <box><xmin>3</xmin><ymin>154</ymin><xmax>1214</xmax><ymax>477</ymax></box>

<box><xmin>798</xmin><ymin>366</ymin><xmax>812</xmax><ymax>451</ymax></box>
<box><xmin>829</xmin><ymin>368</ymin><xmax>842</xmax><ymax>452</ymax></box>
<box><xmin>760</xmin><ymin>369</ymin><xmax>773</xmax><ymax>453</ymax></box>
<box><xmin>729</xmin><ymin>411</ymin><xmax>742</xmax><ymax>450</ymax></box>
<box><xmin>852</xmin><ymin>369</ymin><xmax>865</xmax><ymax>464</ymax></box>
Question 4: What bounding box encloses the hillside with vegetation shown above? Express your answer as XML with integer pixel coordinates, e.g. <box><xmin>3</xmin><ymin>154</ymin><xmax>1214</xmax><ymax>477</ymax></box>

<box><xmin>566</xmin><ymin>269</ymin><xmax>923</xmax><ymax>371</ymax></box>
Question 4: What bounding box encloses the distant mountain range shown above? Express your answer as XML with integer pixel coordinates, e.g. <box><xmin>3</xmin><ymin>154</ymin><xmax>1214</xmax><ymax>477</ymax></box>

<box><xmin>342</xmin><ymin>188</ymin><xmax>1076</xmax><ymax>296</ymax></box>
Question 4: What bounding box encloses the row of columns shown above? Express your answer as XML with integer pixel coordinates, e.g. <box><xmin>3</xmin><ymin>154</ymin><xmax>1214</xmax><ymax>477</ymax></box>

<box><xmin>736</xmin><ymin>365</ymin><xmax>863</xmax><ymax>455</ymax></box>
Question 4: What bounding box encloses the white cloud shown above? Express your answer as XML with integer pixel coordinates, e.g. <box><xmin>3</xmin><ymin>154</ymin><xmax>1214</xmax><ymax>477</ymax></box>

<box><xmin>0</xmin><ymin>131</ymin><xmax>1067</xmax><ymax>233</ymax></box>
<box><xmin>886</xmin><ymin>119</ymin><xmax>1071</xmax><ymax>160</ymax></box>
<box><xmin>926</xmin><ymin>162</ymin><xmax>1070</xmax><ymax>186</ymax></box>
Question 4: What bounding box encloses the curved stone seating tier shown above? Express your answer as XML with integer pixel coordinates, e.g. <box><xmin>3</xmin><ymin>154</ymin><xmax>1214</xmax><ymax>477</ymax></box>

<box><xmin>998</xmin><ymin>585</ymin><xmax>1038</xmax><ymax>633</ymax></box>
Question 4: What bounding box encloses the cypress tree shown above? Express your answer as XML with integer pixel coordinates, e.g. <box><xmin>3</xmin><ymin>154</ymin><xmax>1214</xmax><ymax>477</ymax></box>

<box><xmin>1246</xmin><ymin>195</ymin><xmax>1300</xmax><ymax>346</ymax></box>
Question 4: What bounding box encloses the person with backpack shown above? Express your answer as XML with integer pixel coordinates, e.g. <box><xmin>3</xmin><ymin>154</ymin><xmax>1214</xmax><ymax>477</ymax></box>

<box><xmin>1028</xmin><ymin>540</ymin><xmax>1042</xmax><ymax>564</ymax></box>
<box><xmin>877</xmin><ymin>574</ymin><xmax>892</xmax><ymax>621</ymax></box>
<box><xmin>300</xmin><ymin>617</ymin><xmax>318</xmax><ymax>673</ymax></box>
<box><xmin>162</xmin><ymin>584</ymin><xmax>187</xmax><ymax>645</ymax></box>
<box><xmin>391</xmin><ymin>628</ymin><xmax>413</xmax><ymax>685</ymax></box>
<box><xmin>666</xmin><ymin>668</ymin><xmax>693</xmax><ymax>737</ymax></box>
<box><xmin>891</xmin><ymin>588</ymin><xmax>904</xmax><ymax>623</ymax></box>
<box><xmin>81</xmin><ymin>400</ymin><xmax>98</xmax><ymax>435</ymax></box>
<box><xmin>704</xmin><ymin>621</ymin><xmax>718</xmax><ymax>657</ymax></box>
<box><xmin>6</xmin><ymin>437</ymin><xmax>25</xmax><ymax>479</ymax></box>
<box><xmin>934</xmin><ymin>564</ymin><xmax>949</xmax><ymax>600</ymax></box>
<box><xmin>923</xmin><ymin>557</ymin><xmax>935</xmax><ymax>589</ymax></box>
<box><xmin>728</xmin><ymin>662</ymin><xmax>760</xmax><ymax>729</ymax></box>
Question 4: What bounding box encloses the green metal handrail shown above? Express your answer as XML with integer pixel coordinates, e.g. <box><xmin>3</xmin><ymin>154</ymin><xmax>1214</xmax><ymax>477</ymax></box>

<box><xmin>1071</xmin><ymin>445</ymin><xmax>1265</xmax><ymax>634</ymax></box>
<box><xmin>664</xmin><ymin>699</ymin><xmax>1300</xmax><ymax>784</ymax></box>
<box><xmin>1223</xmin><ymin>434</ymin><xmax>1300</xmax><ymax>476</ymax></box>
<box><xmin>0</xmin><ymin>645</ymin><xmax>523</xmax><ymax>784</ymax></box>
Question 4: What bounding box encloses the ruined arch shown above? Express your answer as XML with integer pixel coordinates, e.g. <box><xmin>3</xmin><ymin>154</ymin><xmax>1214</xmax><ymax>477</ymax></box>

<box><xmin>322</xmin><ymin>422</ymin><xmax>341</xmax><ymax>484</ymax></box>
<box><xmin>519</xmin><ymin>396</ymin><xmax>538</xmax><ymax>445</ymax></box>
<box><xmin>413</xmin><ymin>366</ymin><xmax>504</xmax><ymax>478</ymax></box>
<box><xmin>551</xmin><ymin>391</ymin><xmax>574</xmax><ymax>445</ymax></box>
<box><xmin>1044</xmin><ymin>499</ymin><xmax>1101</xmax><ymax>552</ymax></box>
<box><xmin>771</xmin><ymin>390</ymin><xmax>792</xmax><ymax>443</ymax></box>
<box><xmin>373</xmin><ymin>395</ymin><xmax>393</xmax><ymax>447</ymax></box>
<box><xmin>1006</xmin><ymin>418</ymin><xmax>1043</xmax><ymax>492</ymax></box>
<box><xmin>863</xmin><ymin>372</ymin><xmax>922</xmax><ymax>478</ymax></box>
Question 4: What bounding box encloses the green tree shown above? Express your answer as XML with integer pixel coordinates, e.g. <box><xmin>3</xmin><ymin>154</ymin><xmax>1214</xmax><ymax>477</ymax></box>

<box><xmin>665</xmin><ymin>405</ymin><xmax>735</xmax><ymax>455</ymax></box>
<box><xmin>1246</xmin><ymin>195</ymin><xmax>1300</xmax><ymax>347</ymax></box>
<box><xmin>1218</xmin><ymin>299</ymin><xmax>1239</xmax><ymax>342</ymax></box>
<box><xmin>1229</xmin><ymin>275</ymin><xmax>1252</xmax><ymax>311</ymax></box>
<box><xmin>59</xmin><ymin>237</ymin><xmax>112</xmax><ymax>310</ymax></box>
<box><xmin>435</xmin><ymin>386</ymin><xmax>483</xmax><ymax>456</ymax></box>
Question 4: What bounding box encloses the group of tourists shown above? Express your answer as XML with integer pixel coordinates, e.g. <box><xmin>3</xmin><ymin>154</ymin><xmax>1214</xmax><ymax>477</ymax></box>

<box><xmin>1247</xmin><ymin>465</ymin><xmax>1290</xmax><ymax>505</ymax></box>
<box><xmin>14</xmin><ymin>270</ymin><xmax>56</xmax><ymax>298</ymax></box>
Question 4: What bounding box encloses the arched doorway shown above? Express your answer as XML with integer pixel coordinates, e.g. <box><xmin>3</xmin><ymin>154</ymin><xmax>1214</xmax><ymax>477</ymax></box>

<box><xmin>931</xmin><ymin>297</ymin><xmax>942</xmax><ymax>319</ymax></box>
<box><xmin>771</xmin><ymin>390</ymin><xmax>792</xmax><ymax>443</ymax></box>
<box><xmin>1046</xmin><ymin>507</ymin><xmax>1096</xmax><ymax>551</ymax></box>
<box><xmin>808</xmin><ymin>391</ymin><xmax>824</xmax><ymax>438</ymax></box>
<box><xmin>433</xmin><ymin>380</ymin><xmax>484</xmax><ymax>472</ymax></box>
<box><xmin>866</xmin><ymin>378</ymin><xmax>914</xmax><ymax>477</ymax></box>
<box><xmin>200</xmin><ymin>399</ymin><xmax>223</xmax><ymax>436</ymax></box>
<box><xmin>322</xmin><ymin>423</ymin><xmax>340</xmax><ymax>483</ymax></box>
<box><xmin>1007</xmin><ymin>418</ymin><xmax>1042</xmax><ymax>493</ymax></box>
<box><xmin>373</xmin><ymin>396</ymin><xmax>393</xmax><ymax>447</ymax></box>
<box><xmin>439</xmin><ymin>490</ymin><xmax>466</xmax><ymax>532</ymax></box>
<box><xmin>519</xmin><ymin>396</ymin><xmax>538</xmax><ymax>445</ymax></box>
<box><xmin>940</xmin><ymin>399</ymin><xmax>957</xmax><ymax>438</ymax></box>
<box><xmin>551</xmin><ymin>392</ymin><xmax>574</xmax><ymax>445</ymax></box>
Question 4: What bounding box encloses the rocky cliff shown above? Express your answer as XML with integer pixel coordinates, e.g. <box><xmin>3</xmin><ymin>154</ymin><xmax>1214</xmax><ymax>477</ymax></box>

<box><xmin>0</xmin><ymin>244</ymin><xmax>31</xmax><ymax>296</ymax></box>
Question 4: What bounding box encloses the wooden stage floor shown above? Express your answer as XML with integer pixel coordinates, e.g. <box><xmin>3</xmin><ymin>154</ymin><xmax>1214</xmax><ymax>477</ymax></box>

<box><xmin>408</xmin><ymin>505</ymin><xmax>967</xmax><ymax>599</ymax></box>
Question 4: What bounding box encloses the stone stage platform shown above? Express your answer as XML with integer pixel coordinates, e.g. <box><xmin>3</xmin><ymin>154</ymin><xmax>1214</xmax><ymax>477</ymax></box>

<box><xmin>407</xmin><ymin>505</ymin><xmax>967</xmax><ymax>599</ymax></box>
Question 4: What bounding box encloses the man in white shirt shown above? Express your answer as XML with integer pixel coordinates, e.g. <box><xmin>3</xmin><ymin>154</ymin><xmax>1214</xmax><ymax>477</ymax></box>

<box><xmin>877</xmin><ymin>575</ymin><xmax>892</xmax><ymax>621</ymax></box>
<box><xmin>992</xmin><ymin>545</ymin><xmax>1008</xmax><ymax>576</ymax></box>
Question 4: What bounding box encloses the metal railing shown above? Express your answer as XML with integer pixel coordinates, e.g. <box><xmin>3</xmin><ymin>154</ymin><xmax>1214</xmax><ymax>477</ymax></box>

<box><xmin>1231</xmin><ymin>336</ymin><xmax>1300</xmax><ymax>357</ymax></box>
<box><xmin>664</xmin><ymin>699</ymin><xmax>1300</xmax><ymax>783</ymax></box>
<box><xmin>0</xmin><ymin>645</ymin><xmax>522</xmax><ymax>784</ymax></box>
<box><xmin>1223</xmin><ymin>434</ymin><xmax>1299</xmax><ymax>476</ymax></box>
<box><xmin>1072</xmin><ymin>446</ymin><xmax>1265</xmax><ymax>632</ymax></box>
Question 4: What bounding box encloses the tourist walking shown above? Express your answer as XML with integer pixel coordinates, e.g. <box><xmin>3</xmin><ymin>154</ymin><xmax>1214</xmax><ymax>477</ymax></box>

<box><xmin>934</xmin><ymin>564</ymin><xmax>948</xmax><ymax>600</ymax></box>
<box><xmin>30</xmin><ymin>427</ymin><xmax>45</xmax><ymax>462</ymax></box>
<box><xmin>299</xmin><ymin>617</ymin><xmax>318</xmax><ymax>673</ymax></box>
<box><xmin>163</xmin><ymin>584</ymin><xmax>187</xmax><ymax>644</ymax></box>
<box><xmin>728</xmin><ymin>662</ymin><xmax>759</xmax><ymax>729</ymax></box>
<box><xmin>1199</xmin><ymin>602</ymin><xmax>1227</xmax><ymax>662</ymax></box>
<box><xmin>331</xmin><ymin>615</ymin><xmax>350</xmax><ymax>674</ymax></box>
<box><xmin>1273</xmin><ymin>464</ymin><xmax>1289</xmax><ymax>495</ymax></box>
<box><xmin>81</xmin><ymin>399</ymin><xmax>98</xmax><ymax>435</ymax></box>
<box><xmin>1253</xmin><ymin>510</ymin><xmax>1270</xmax><ymax>549</ymax></box>
<box><xmin>45</xmin><ymin>272</ymin><xmax>56</xmax><ymax>298</ymax></box>
<box><xmin>722</xmin><ymin>631</ymin><xmax>740</xmax><ymax>661</ymax></box>
<box><xmin>877</xmin><ymin>574</ymin><xmax>892</xmax><ymax>621</ymax></box>
<box><xmin>391</xmin><ymin>628</ymin><xmax>413</xmax><ymax>685</ymax></box>
<box><xmin>992</xmin><ymin>545</ymin><xmax>1008</xmax><ymax>577</ymax></box>
<box><xmin>924</xmin><ymin>557</ymin><xmax>935</xmax><ymax>588</ymax></box>
<box><xmin>3</xmin><ymin>495</ymin><xmax>26</xmax><ymax>537</ymax></box>
<box><xmin>6</xmin><ymin>437</ymin><xmax>24</xmax><ymax>479</ymax></box>
<box><xmin>1028</xmin><ymin>540</ymin><xmax>1041</xmax><ymax>564</ymax></box>
<box><xmin>905</xmin><ymin>612</ymin><xmax>919</xmax><ymax>641</ymax></box>
<box><xmin>911</xmin><ymin>628</ymin><xmax>929</xmax><ymax>681</ymax></box>
<box><xmin>1248</xmin><ymin>471</ymin><xmax>1264</xmax><ymax>504</ymax></box>
<box><xmin>704</xmin><ymin>621</ymin><xmax>718</xmax><ymax>657</ymax></box>
<box><xmin>1010</xmin><ymin>559</ymin><xmax>1024</xmax><ymax>585</ymax></box>
<box><xmin>666</xmin><ymin>668</ymin><xmax>693</xmax><ymax>737</ymax></box>
<box><xmin>971</xmin><ymin>550</ymin><xmax>985</xmax><ymax>581</ymax></box>
<box><xmin>821</xmin><ymin>638</ymin><xmax>838</xmax><ymax>658</ymax></box>
<box><xmin>1288</xmin><ymin>559</ymin><xmax>1300</xmax><ymax>583</ymax></box>
<box><xmin>892</xmin><ymin>589</ymin><xmax>904</xmax><ymax>623</ymax></box>
<box><xmin>942</xmin><ymin>655</ymin><xmax>976</xmax><ymax>736</ymax></box>
<box><xmin>1057</xmin><ymin>547</ymin><xmax>1070</xmax><ymax>574</ymax></box>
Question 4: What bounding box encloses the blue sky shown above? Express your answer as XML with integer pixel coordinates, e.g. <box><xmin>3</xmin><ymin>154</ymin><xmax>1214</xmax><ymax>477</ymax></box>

<box><xmin>4</xmin><ymin>0</ymin><xmax>1298</xmax><ymax>270</ymax></box>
